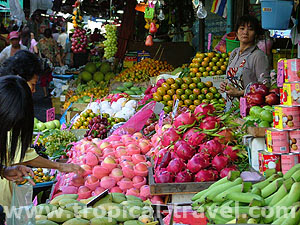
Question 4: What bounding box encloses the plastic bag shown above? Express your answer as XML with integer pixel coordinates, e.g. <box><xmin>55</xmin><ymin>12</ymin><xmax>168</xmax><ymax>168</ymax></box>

<box><xmin>6</xmin><ymin>183</ymin><xmax>35</xmax><ymax>225</ymax></box>
<box><xmin>113</xmin><ymin>101</ymin><xmax>156</xmax><ymax>136</ymax></box>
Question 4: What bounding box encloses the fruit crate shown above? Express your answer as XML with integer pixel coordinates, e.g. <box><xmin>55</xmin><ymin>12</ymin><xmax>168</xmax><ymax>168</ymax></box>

<box><xmin>148</xmin><ymin>166</ymin><xmax>215</xmax><ymax>195</ymax></box>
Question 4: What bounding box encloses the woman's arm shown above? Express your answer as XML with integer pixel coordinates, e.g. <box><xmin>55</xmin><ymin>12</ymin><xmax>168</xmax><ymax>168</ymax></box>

<box><xmin>33</xmin><ymin>45</ymin><xmax>38</xmax><ymax>54</ymax></box>
<box><xmin>16</xmin><ymin>156</ymin><xmax>84</xmax><ymax>174</ymax></box>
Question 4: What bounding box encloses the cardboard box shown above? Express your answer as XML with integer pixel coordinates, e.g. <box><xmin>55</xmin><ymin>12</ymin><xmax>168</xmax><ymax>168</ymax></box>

<box><xmin>51</xmin><ymin>97</ymin><xmax>61</xmax><ymax>114</ymax></box>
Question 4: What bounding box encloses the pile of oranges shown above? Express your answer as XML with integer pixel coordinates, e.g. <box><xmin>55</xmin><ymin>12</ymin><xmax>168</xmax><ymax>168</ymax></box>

<box><xmin>63</xmin><ymin>87</ymin><xmax>109</xmax><ymax>109</ymax></box>
<box><xmin>153</xmin><ymin>77</ymin><xmax>226</xmax><ymax>113</ymax></box>
<box><xmin>189</xmin><ymin>52</ymin><xmax>230</xmax><ymax>77</ymax></box>
<box><xmin>115</xmin><ymin>58</ymin><xmax>174</xmax><ymax>82</ymax></box>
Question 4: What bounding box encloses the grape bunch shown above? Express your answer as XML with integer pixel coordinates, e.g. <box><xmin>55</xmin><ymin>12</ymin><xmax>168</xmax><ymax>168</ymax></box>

<box><xmin>84</xmin><ymin>115</ymin><xmax>111</xmax><ymax>140</ymax></box>
<box><xmin>42</xmin><ymin>130</ymin><xmax>77</xmax><ymax>157</ymax></box>
<box><xmin>103</xmin><ymin>24</ymin><xmax>117</xmax><ymax>59</ymax></box>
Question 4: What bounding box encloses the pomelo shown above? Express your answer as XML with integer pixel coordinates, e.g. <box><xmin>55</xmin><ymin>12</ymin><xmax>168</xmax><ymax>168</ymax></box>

<box><xmin>100</xmin><ymin>63</ymin><xmax>111</xmax><ymax>74</ymax></box>
<box><xmin>80</xmin><ymin>71</ymin><xmax>92</xmax><ymax>82</ymax></box>
<box><xmin>84</xmin><ymin>62</ymin><xmax>97</xmax><ymax>74</ymax></box>
<box><xmin>93</xmin><ymin>71</ymin><xmax>104</xmax><ymax>82</ymax></box>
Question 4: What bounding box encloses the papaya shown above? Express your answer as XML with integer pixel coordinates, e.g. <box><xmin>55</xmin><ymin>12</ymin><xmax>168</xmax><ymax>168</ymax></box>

<box><xmin>124</xmin><ymin>90</ymin><xmax>135</xmax><ymax>95</ymax></box>
<box><xmin>93</xmin><ymin>194</ymin><xmax>112</xmax><ymax>208</ymax></box>
<box><xmin>36</xmin><ymin>204</ymin><xmax>57</xmax><ymax>215</ymax></box>
<box><xmin>90</xmin><ymin>217</ymin><xmax>117</xmax><ymax>225</ymax></box>
<box><xmin>35</xmin><ymin>215</ymin><xmax>48</xmax><ymax>221</ymax></box>
<box><xmin>121</xmin><ymin>201</ymin><xmax>144</xmax><ymax>208</ymax></box>
<box><xmin>62</xmin><ymin>218</ymin><xmax>89</xmax><ymax>225</ymax></box>
<box><xmin>97</xmin><ymin>202</ymin><xmax>120</xmax><ymax>211</ymax></box>
<box><xmin>50</xmin><ymin>194</ymin><xmax>78</xmax><ymax>205</ymax></box>
<box><xmin>126</xmin><ymin>195</ymin><xmax>142</xmax><ymax>202</ymax></box>
<box><xmin>124</xmin><ymin>220</ymin><xmax>145</xmax><ymax>225</ymax></box>
<box><xmin>58</xmin><ymin>199</ymin><xmax>79</xmax><ymax>207</ymax></box>
<box><xmin>111</xmin><ymin>193</ymin><xmax>126</xmax><ymax>204</ymax></box>
<box><xmin>36</xmin><ymin>220</ymin><xmax>59</xmax><ymax>225</ymax></box>
<box><xmin>78</xmin><ymin>208</ymin><xmax>107</xmax><ymax>220</ymax></box>
<box><xmin>47</xmin><ymin>209</ymin><xmax>74</xmax><ymax>223</ymax></box>
<box><xmin>107</xmin><ymin>208</ymin><xmax>134</xmax><ymax>222</ymax></box>
<box><xmin>64</xmin><ymin>202</ymin><xmax>86</xmax><ymax>213</ymax></box>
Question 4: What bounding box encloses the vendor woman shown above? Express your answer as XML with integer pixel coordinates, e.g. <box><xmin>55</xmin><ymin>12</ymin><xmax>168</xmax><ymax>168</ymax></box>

<box><xmin>220</xmin><ymin>15</ymin><xmax>270</xmax><ymax>109</ymax></box>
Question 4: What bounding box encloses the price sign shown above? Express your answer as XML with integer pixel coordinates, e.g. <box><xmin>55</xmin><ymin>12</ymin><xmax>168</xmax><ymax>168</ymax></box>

<box><xmin>159</xmin><ymin>110</ymin><xmax>164</xmax><ymax>128</ymax></box>
<box><xmin>144</xmin><ymin>7</ymin><xmax>155</xmax><ymax>19</ymax></box>
<box><xmin>207</xmin><ymin>33</ymin><xmax>212</xmax><ymax>51</ymax></box>
<box><xmin>277</xmin><ymin>60</ymin><xmax>284</xmax><ymax>87</ymax></box>
<box><xmin>46</xmin><ymin>107</ymin><xmax>55</xmax><ymax>122</ymax></box>
<box><xmin>240</xmin><ymin>97</ymin><xmax>247</xmax><ymax>118</ymax></box>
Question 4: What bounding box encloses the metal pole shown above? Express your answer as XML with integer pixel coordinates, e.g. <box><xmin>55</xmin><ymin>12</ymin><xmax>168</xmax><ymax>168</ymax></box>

<box><xmin>199</xmin><ymin>1</ymin><xmax>205</xmax><ymax>52</ymax></box>
<box><xmin>226</xmin><ymin>0</ymin><xmax>233</xmax><ymax>33</ymax></box>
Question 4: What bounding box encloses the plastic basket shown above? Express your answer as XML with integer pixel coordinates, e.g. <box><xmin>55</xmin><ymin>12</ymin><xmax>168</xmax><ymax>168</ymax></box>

<box><xmin>226</xmin><ymin>38</ymin><xmax>240</xmax><ymax>53</ymax></box>
<box><xmin>261</xmin><ymin>0</ymin><xmax>293</xmax><ymax>30</ymax></box>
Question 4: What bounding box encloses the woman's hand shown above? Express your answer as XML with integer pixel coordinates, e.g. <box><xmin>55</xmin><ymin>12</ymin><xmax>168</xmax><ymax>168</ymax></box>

<box><xmin>220</xmin><ymin>80</ymin><xmax>228</xmax><ymax>93</ymax></box>
<box><xmin>4</xmin><ymin>165</ymin><xmax>35</xmax><ymax>185</ymax></box>
<box><xmin>58</xmin><ymin>163</ymin><xmax>85</xmax><ymax>174</ymax></box>
<box><xmin>225</xmin><ymin>84</ymin><xmax>244</xmax><ymax>97</ymax></box>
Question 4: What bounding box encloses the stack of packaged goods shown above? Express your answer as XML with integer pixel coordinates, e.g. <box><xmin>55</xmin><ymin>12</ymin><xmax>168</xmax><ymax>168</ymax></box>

<box><xmin>264</xmin><ymin>59</ymin><xmax>300</xmax><ymax>175</ymax></box>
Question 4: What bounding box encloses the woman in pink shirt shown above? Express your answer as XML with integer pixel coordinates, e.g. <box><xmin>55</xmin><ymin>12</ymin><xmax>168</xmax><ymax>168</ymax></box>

<box><xmin>20</xmin><ymin>26</ymin><xmax>38</xmax><ymax>54</ymax></box>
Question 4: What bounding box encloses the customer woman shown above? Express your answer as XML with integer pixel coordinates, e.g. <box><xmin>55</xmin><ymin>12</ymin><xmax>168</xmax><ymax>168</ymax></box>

<box><xmin>219</xmin><ymin>15</ymin><xmax>270</xmax><ymax>109</ymax></box>
<box><xmin>20</xmin><ymin>26</ymin><xmax>38</xmax><ymax>54</ymax></box>
<box><xmin>38</xmin><ymin>28</ymin><xmax>63</xmax><ymax>97</ymax></box>
<box><xmin>0</xmin><ymin>55</ymin><xmax>84</xmax><ymax>209</ymax></box>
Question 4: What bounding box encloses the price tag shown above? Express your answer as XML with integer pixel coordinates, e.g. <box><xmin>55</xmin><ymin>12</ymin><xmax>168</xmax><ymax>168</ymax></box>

<box><xmin>207</xmin><ymin>33</ymin><xmax>212</xmax><ymax>51</ymax></box>
<box><xmin>46</xmin><ymin>107</ymin><xmax>55</xmax><ymax>122</ymax></box>
<box><xmin>34</xmin><ymin>132</ymin><xmax>40</xmax><ymax>146</ymax></box>
<box><xmin>277</xmin><ymin>60</ymin><xmax>284</xmax><ymax>87</ymax></box>
<box><xmin>89</xmin><ymin>94</ymin><xmax>94</xmax><ymax>104</ymax></box>
<box><xmin>61</xmin><ymin>123</ymin><xmax>67</xmax><ymax>130</ymax></box>
<box><xmin>159</xmin><ymin>110</ymin><xmax>164</xmax><ymax>128</ymax></box>
<box><xmin>192</xmin><ymin>0</ymin><xmax>200</xmax><ymax>8</ymax></box>
<box><xmin>172</xmin><ymin>99</ymin><xmax>179</xmax><ymax>119</ymax></box>
<box><xmin>240</xmin><ymin>97</ymin><xmax>247</xmax><ymax>118</ymax></box>
<box><xmin>144</xmin><ymin>7</ymin><xmax>155</xmax><ymax>19</ymax></box>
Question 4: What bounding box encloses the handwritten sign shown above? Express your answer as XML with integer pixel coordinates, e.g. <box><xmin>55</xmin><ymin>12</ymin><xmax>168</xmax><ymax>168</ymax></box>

<box><xmin>277</xmin><ymin>60</ymin><xmax>284</xmax><ymax>87</ymax></box>
<box><xmin>46</xmin><ymin>107</ymin><xmax>55</xmax><ymax>122</ymax></box>
<box><xmin>240</xmin><ymin>97</ymin><xmax>247</xmax><ymax>118</ymax></box>
<box><xmin>144</xmin><ymin>7</ymin><xmax>155</xmax><ymax>19</ymax></box>
<box><xmin>207</xmin><ymin>33</ymin><xmax>212</xmax><ymax>51</ymax></box>
<box><xmin>159</xmin><ymin>110</ymin><xmax>164</xmax><ymax>127</ymax></box>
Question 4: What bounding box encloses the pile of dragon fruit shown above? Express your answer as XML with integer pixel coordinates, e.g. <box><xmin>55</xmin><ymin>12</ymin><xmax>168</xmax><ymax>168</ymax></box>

<box><xmin>149</xmin><ymin>103</ymin><xmax>242</xmax><ymax>183</ymax></box>
<box><xmin>55</xmin><ymin>132</ymin><xmax>163</xmax><ymax>204</ymax></box>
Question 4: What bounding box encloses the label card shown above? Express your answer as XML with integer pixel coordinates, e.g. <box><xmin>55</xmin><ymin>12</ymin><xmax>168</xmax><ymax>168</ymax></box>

<box><xmin>172</xmin><ymin>99</ymin><xmax>179</xmax><ymax>119</ymax></box>
<box><xmin>277</xmin><ymin>60</ymin><xmax>284</xmax><ymax>87</ymax></box>
<box><xmin>207</xmin><ymin>33</ymin><xmax>212</xmax><ymax>51</ymax></box>
<box><xmin>159</xmin><ymin>110</ymin><xmax>164</xmax><ymax>128</ymax></box>
<box><xmin>240</xmin><ymin>97</ymin><xmax>247</xmax><ymax>118</ymax></box>
<box><xmin>46</xmin><ymin>107</ymin><xmax>55</xmax><ymax>122</ymax></box>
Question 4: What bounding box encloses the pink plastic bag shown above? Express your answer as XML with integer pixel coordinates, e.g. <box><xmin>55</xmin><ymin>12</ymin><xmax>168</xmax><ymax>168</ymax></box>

<box><xmin>113</xmin><ymin>101</ymin><xmax>156</xmax><ymax>136</ymax></box>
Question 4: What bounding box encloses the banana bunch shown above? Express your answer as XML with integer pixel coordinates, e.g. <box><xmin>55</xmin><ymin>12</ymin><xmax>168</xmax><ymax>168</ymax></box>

<box><xmin>191</xmin><ymin>164</ymin><xmax>300</xmax><ymax>224</ymax></box>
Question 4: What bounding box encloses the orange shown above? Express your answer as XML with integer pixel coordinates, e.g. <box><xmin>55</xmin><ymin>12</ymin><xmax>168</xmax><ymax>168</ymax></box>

<box><xmin>173</xmin><ymin>94</ymin><xmax>181</xmax><ymax>100</ymax></box>
<box><xmin>175</xmin><ymin>78</ymin><xmax>183</xmax><ymax>85</ymax></box>
<box><xmin>157</xmin><ymin>87</ymin><xmax>166</xmax><ymax>96</ymax></box>
<box><xmin>167</xmin><ymin>100</ymin><xmax>174</xmax><ymax>107</ymax></box>
<box><xmin>205</xmin><ymin>81</ymin><xmax>213</xmax><ymax>88</ymax></box>
<box><xmin>176</xmin><ymin>89</ymin><xmax>184</xmax><ymax>95</ymax></box>
<box><xmin>212</xmin><ymin>66</ymin><xmax>218</xmax><ymax>71</ymax></box>
<box><xmin>206</xmin><ymin>67</ymin><xmax>212</xmax><ymax>72</ymax></box>
<box><xmin>189</xmin><ymin>105</ymin><xmax>196</xmax><ymax>111</ymax></box>
<box><xmin>190</xmin><ymin>68</ymin><xmax>198</xmax><ymax>73</ymax></box>
<box><xmin>209</xmin><ymin>71</ymin><xmax>216</xmax><ymax>76</ymax></box>
<box><xmin>209</xmin><ymin>62</ymin><xmax>215</xmax><ymax>67</ymax></box>
<box><xmin>166</xmin><ymin>78</ymin><xmax>175</xmax><ymax>85</ymax></box>
<box><xmin>184</xmin><ymin>99</ymin><xmax>193</xmax><ymax>106</ymax></box>
<box><xmin>196</xmin><ymin>72</ymin><xmax>202</xmax><ymax>77</ymax></box>
<box><xmin>203</xmin><ymin>71</ymin><xmax>209</xmax><ymax>77</ymax></box>
<box><xmin>201</xmin><ymin>61</ymin><xmax>208</xmax><ymax>67</ymax></box>
<box><xmin>189</xmin><ymin>83</ymin><xmax>197</xmax><ymax>89</ymax></box>
<box><xmin>161</xmin><ymin>83</ymin><xmax>170</xmax><ymax>90</ymax></box>
<box><xmin>221</xmin><ymin>65</ymin><xmax>227</xmax><ymax>71</ymax></box>
<box><xmin>183</xmin><ymin>77</ymin><xmax>192</xmax><ymax>84</ymax></box>
<box><xmin>203</xmin><ymin>57</ymin><xmax>210</xmax><ymax>62</ymax></box>
<box><xmin>216</xmin><ymin>70</ymin><xmax>223</xmax><ymax>75</ymax></box>
<box><xmin>181</xmin><ymin>94</ymin><xmax>188</xmax><ymax>101</ymax></box>
<box><xmin>181</xmin><ymin>83</ymin><xmax>189</xmax><ymax>90</ymax></box>
<box><xmin>167</xmin><ymin>89</ymin><xmax>175</xmax><ymax>96</ymax></box>
<box><xmin>194</xmin><ymin>99</ymin><xmax>201</xmax><ymax>105</ymax></box>
<box><xmin>193</xmin><ymin>88</ymin><xmax>201</xmax><ymax>95</ymax></box>
<box><xmin>163</xmin><ymin>95</ymin><xmax>171</xmax><ymax>102</ymax></box>
<box><xmin>170</xmin><ymin>83</ymin><xmax>179</xmax><ymax>89</ymax></box>
<box><xmin>207</xmin><ymin>52</ymin><xmax>215</xmax><ymax>58</ymax></box>
<box><xmin>178</xmin><ymin>100</ymin><xmax>184</xmax><ymax>107</ymax></box>
<box><xmin>153</xmin><ymin>93</ymin><xmax>162</xmax><ymax>101</ymax></box>
<box><xmin>185</xmin><ymin>89</ymin><xmax>192</xmax><ymax>95</ymax></box>
<box><xmin>199</xmin><ymin>67</ymin><xmax>205</xmax><ymax>72</ymax></box>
